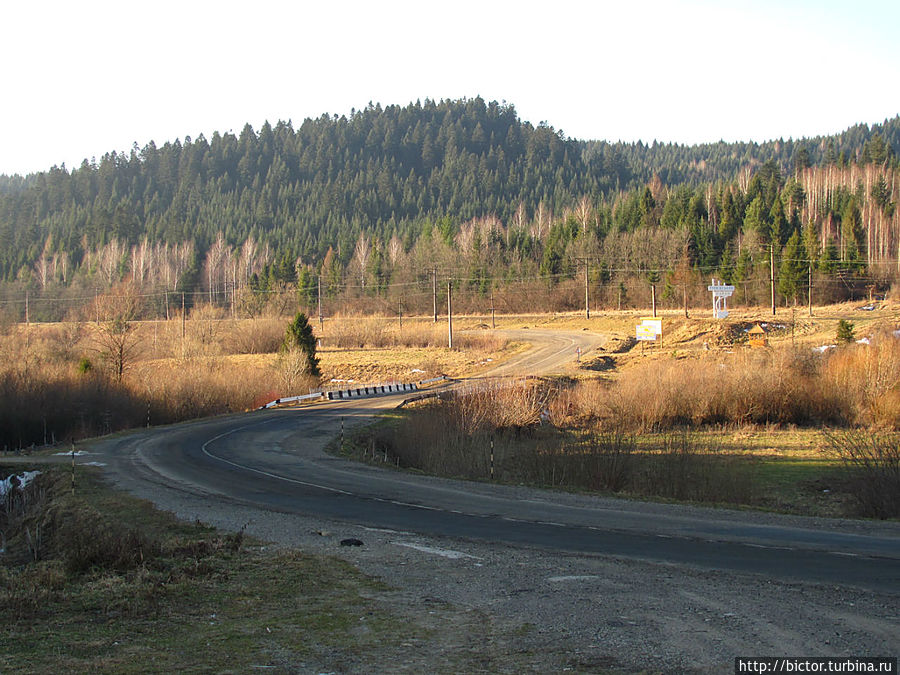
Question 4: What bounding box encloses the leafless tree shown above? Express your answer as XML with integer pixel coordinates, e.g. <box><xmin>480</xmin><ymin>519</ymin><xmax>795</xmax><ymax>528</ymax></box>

<box><xmin>91</xmin><ymin>285</ymin><xmax>143</xmax><ymax>382</ymax></box>
<box><xmin>351</xmin><ymin>234</ymin><xmax>371</xmax><ymax>289</ymax></box>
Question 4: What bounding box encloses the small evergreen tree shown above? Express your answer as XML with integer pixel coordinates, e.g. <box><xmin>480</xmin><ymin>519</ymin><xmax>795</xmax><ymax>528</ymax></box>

<box><xmin>283</xmin><ymin>312</ymin><xmax>320</xmax><ymax>376</ymax></box>
<box><xmin>836</xmin><ymin>319</ymin><xmax>855</xmax><ymax>344</ymax></box>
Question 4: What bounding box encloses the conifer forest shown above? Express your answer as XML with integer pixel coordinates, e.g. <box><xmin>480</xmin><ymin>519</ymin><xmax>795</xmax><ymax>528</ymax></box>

<box><xmin>1</xmin><ymin>97</ymin><xmax>898</xmax><ymax>320</ymax></box>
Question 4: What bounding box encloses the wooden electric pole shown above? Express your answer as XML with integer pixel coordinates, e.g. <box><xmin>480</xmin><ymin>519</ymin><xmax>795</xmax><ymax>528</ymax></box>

<box><xmin>447</xmin><ymin>280</ymin><xmax>453</xmax><ymax>349</ymax></box>
<box><xmin>181</xmin><ymin>292</ymin><xmax>186</xmax><ymax>358</ymax></box>
<box><xmin>432</xmin><ymin>268</ymin><xmax>438</xmax><ymax>323</ymax></box>
<box><xmin>317</xmin><ymin>276</ymin><xmax>323</xmax><ymax>333</ymax></box>
<box><xmin>584</xmin><ymin>261</ymin><xmax>590</xmax><ymax>319</ymax></box>
<box><xmin>808</xmin><ymin>263</ymin><xmax>813</xmax><ymax>317</ymax></box>
<box><xmin>490</xmin><ymin>289</ymin><xmax>496</xmax><ymax>329</ymax></box>
<box><xmin>770</xmin><ymin>244</ymin><xmax>776</xmax><ymax>316</ymax></box>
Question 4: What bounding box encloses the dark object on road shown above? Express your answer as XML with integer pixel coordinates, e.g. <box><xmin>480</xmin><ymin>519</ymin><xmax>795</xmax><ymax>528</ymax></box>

<box><xmin>340</xmin><ymin>538</ymin><xmax>364</xmax><ymax>547</ymax></box>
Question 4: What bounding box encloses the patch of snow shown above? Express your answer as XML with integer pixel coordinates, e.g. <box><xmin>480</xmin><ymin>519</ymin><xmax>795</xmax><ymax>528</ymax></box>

<box><xmin>55</xmin><ymin>450</ymin><xmax>89</xmax><ymax>456</ymax></box>
<box><xmin>410</xmin><ymin>368</ymin><xmax>425</xmax><ymax>374</ymax></box>
<box><xmin>856</xmin><ymin>337</ymin><xmax>871</xmax><ymax>345</ymax></box>
<box><xmin>82</xmin><ymin>461</ymin><xmax>107</xmax><ymax>467</ymax></box>
<box><xmin>0</xmin><ymin>470</ymin><xmax>41</xmax><ymax>498</ymax></box>
<box><xmin>813</xmin><ymin>344</ymin><xmax>836</xmax><ymax>353</ymax></box>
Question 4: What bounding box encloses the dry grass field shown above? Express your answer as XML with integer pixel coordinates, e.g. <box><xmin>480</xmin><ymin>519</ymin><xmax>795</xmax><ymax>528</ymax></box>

<box><xmin>0</xmin><ymin>310</ymin><xmax>519</xmax><ymax>450</ymax></box>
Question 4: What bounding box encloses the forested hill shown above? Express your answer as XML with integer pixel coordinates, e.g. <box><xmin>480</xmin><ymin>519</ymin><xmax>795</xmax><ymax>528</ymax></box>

<box><xmin>0</xmin><ymin>97</ymin><xmax>898</xmax><ymax>281</ymax></box>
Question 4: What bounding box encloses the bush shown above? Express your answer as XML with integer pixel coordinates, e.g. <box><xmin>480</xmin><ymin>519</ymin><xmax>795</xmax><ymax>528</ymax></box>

<box><xmin>825</xmin><ymin>430</ymin><xmax>900</xmax><ymax>518</ymax></box>
<box><xmin>583</xmin><ymin>348</ymin><xmax>847</xmax><ymax>432</ymax></box>
<box><xmin>836</xmin><ymin>319</ymin><xmax>855</xmax><ymax>344</ymax></box>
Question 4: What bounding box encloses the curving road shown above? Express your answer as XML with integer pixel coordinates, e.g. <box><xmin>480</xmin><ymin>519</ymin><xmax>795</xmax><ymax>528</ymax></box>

<box><xmin>94</xmin><ymin>329</ymin><xmax>900</xmax><ymax>593</ymax></box>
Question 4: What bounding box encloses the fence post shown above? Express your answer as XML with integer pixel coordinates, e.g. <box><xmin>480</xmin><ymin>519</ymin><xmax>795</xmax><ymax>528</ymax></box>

<box><xmin>490</xmin><ymin>437</ymin><xmax>494</xmax><ymax>481</ymax></box>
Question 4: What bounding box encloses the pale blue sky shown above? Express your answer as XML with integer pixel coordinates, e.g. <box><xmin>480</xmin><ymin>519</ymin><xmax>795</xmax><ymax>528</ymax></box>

<box><xmin>1</xmin><ymin>0</ymin><xmax>898</xmax><ymax>175</ymax></box>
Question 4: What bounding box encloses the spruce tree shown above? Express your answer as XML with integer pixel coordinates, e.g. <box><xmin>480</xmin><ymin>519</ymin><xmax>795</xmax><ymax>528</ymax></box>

<box><xmin>283</xmin><ymin>312</ymin><xmax>320</xmax><ymax>377</ymax></box>
<box><xmin>778</xmin><ymin>230</ymin><xmax>805</xmax><ymax>304</ymax></box>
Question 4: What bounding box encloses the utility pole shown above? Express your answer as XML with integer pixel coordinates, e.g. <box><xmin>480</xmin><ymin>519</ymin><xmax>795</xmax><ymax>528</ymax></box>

<box><xmin>25</xmin><ymin>289</ymin><xmax>29</xmax><ymax>325</ymax></box>
<box><xmin>808</xmin><ymin>263</ymin><xmax>813</xmax><ymax>317</ymax></box>
<box><xmin>650</xmin><ymin>283</ymin><xmax>657</xmax><ymax>318</ymax></box>
<box><xmin>181</xmin><ymin>292</ymin><xmax>186</xmax><ymax>358</ymax></box>
<box><xmin>490</xmin><ymin>289</ymin><xmax>496</xmax><ymax>329</ymax></box>
<box><xmin>683</xmin><ymin>283</ymin><xmax>688</xmax><ymax>318</ymax></box>
<box><xmin>317</xmin><ymin>276</ymin><xmax>323</xmax><ymax>333</ymax></box>
<box><xmin>447</xmin><ymin>280</ymin><xmax>453</xmax><ymax>349</ymax></box>
<box><xmin>398</xmin><ymin>297</ymin><xmax>403</xmax><ymax>330</ymax></box>
<box><xmin>584</xmin><ymin>261</ymin><xmax>590</xmax><ymax>319</ymax></box>
<box><xmin>770</xmin><ymin>244</ymin><xmax>776</xmax><ymax>317</ymax></box>
<box><xmin>432</xmin><ymin>267</ymin><xmax>437</xmax><ymax>323</ymax></box>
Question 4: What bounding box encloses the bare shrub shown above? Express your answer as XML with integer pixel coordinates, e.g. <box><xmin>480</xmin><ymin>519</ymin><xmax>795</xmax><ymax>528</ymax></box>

<box><xmin>326</xmin><ymin>315</ymin><xmax>390</xmax><ymax>348</ymax></box>
<box><xmin>536</xmin><ymin>431</ymin><xmax>636</xmax><ymax>492</ymax></box>
<box><xmin>579</xmin><ymin>348</ymin><xmax>848</xmax><ymax>432</ymax></box>
<box><xmin>48</xmin><ymin>502</ymin><xmax>160</xmax><ymax>574</ymax></box>
<box><xmin>381</xmin><ymin>400</ymin><xmax>757</xmax><ymax>505</ymax></box>
<box><xmin>185</xmin><ymin>303</ymin><xmax>226</xmax><ymax>357</ymax></box>
<box><xmin>634</xmin><ymin>435</ymin><xmax>757</xmax><ymax>504</ymax></box>
<box><xmin>44</xmin><ymin>321</ymin><xmax>88</xmax><ymax>363</ymax></box>
<box><xmin>825</xmin><ymin>430</ymin><xmax>900</xmax><ymax>518</ymax></box>
<box><xmin>92</xmin><ymin>317</ymin><xmax>142</xmax><ymax>382</ymax></box>
<box><xmin>822</xmin><ymin>337</ymin><xmax>900</xmax><ymax>427</ymax></box>
<box><xmin>276</xmin><ymin>350</ymin><xmax>320</xmax><ymax>395</ymax></box>
<box><xmin>140</xmin><ymin>357</ymin><xmax>291</xmax><ymax>423</ymax></box>
<box><xmin>455</xmin><ymin>330</ymin><xmax>509</xmax><ymax>353</ymax></box>
<box><xmin>226</xmin><ymin>317</ymin><xmax>285</xmax><ymax>354</ymax></box>
<box><xmin>446</xmin><ymin>380</ymin><xmax>554</xmax><ymax>434</ymax></box>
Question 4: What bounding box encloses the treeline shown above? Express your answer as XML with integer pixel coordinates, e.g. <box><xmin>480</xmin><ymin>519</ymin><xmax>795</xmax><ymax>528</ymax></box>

<box><xmin>1</xmin><ymin>98</ymin><xmax>899</xmax><ymax>319</ymax></box>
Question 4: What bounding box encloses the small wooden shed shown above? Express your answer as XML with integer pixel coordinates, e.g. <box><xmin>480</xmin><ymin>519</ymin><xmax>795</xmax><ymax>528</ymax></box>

<box><xmin>748</xmin><ymin>323</ymin><xmax>768</xmax><ymax>348</ymax></box>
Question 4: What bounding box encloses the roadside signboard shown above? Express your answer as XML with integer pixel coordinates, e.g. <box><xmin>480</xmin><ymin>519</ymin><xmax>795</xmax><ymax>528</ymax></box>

<box><xmin>636</xmin><ymin>324</ymin><xmax>656</xmax><ymax>340</ymax></box>
<box><xmin>708</xmin><ymin>284</ymin><xmax>735</xmax><ymax>297</ymax></box>
<box><xmin>636</xmin><ymin>317</ymin><xmax>662</xmax><ymax>341</ymax></box>
<box><xmin>708</xmin><ymin>281</ymin><xmax>735</xmax><ymax>319</ymax></box>
<box><xmin>641</xmin><ymin>317</ymin><xmax>662</xmax><ymax>336</ymax></box>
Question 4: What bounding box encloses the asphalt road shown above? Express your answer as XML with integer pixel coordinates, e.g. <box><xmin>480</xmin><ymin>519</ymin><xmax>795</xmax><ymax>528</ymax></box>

<box><xmin>93</xmin><ymin>329</ymin><xmax>900</xmax><ymax>593</ymax></box>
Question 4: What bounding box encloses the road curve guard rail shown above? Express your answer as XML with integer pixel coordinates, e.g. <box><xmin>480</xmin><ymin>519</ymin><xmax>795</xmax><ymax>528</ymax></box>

<box><xmin>258</xmin><ymin>392</ymin><xmax>325</xmax><ymax>409</ymax></box>
<box><xmin>258</xmin><ymin>376</ymin><xmax>451</xmax><ymax>410</ymax></box>
<box><xmin>325</xmin><ymin>382</ymin><xmax>418</xmax><ymax>400</ymax></box>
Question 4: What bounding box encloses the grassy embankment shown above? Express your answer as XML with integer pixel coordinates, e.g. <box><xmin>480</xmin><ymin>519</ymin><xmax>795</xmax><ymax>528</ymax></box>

<box><xmin>0</xmin><ymin>465</ymin><xmax>428</xmax><ymax>673</ymax></box>
<box><xmin>0</xmin><ymin>310</ymin><xmax>513</xmax><ymax>451</ymax></box>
